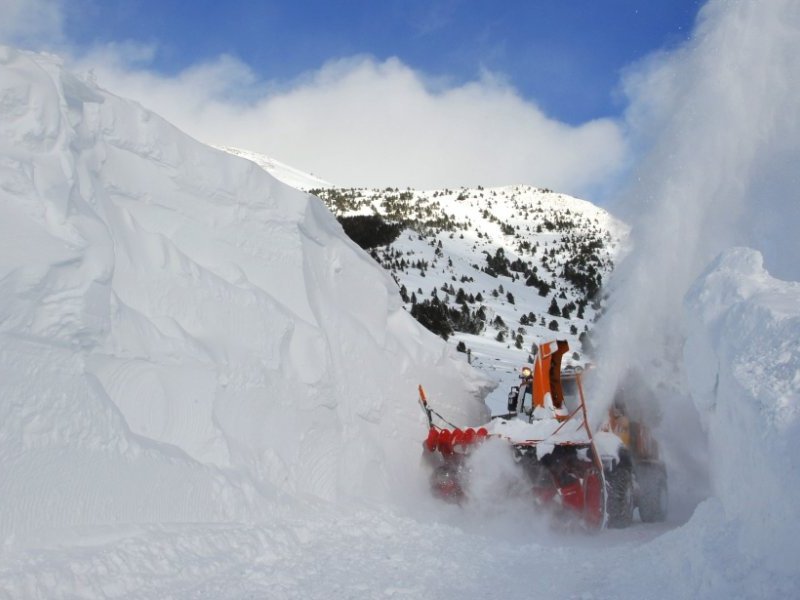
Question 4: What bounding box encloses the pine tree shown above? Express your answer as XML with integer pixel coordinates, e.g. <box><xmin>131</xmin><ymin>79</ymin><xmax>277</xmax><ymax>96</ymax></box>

<box><xmin>548</xmin><ymin>297</ymin><xmax>561</xmax><ymax>317</ymax></box>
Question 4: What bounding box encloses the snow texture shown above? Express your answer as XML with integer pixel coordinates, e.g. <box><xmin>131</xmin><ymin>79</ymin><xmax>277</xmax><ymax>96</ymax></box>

<box><xmin>682</xmin><ymin>247</ymin><xmax>800</xmax><ymax>583</ymax></box>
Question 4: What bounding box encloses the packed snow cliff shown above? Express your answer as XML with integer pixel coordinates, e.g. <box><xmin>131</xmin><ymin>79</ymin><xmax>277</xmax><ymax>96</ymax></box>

<box><xmin>0</xmin><ymin>47</ymin><xmax>490</xmax><ymax>541</ymax></box>
<box><xmin>683</xmin><ymin>248</ymin><xmax>800</xmax><ymax>576</ymax></box>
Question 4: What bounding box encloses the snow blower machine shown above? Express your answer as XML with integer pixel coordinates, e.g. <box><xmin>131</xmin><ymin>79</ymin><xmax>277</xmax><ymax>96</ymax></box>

<box><xmin>419</xmin><ymin>340</ymin><xmax>667</xmax><ymax>529</ymax></box>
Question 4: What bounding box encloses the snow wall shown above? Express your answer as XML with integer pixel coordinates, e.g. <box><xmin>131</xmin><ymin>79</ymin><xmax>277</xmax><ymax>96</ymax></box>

<box><xmin>684</xmin><ymin>249</ymin><xmax>800</xmax><ymax>573</ymax></box>
<box><xmin>0</xmin><ymin>47</ymin><xmax>491</xmax><ymax>541</ymax></box>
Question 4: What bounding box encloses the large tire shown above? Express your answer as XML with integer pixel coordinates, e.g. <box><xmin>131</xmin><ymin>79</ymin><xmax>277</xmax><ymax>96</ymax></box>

<box><xmin>583</xmin><ymin>468</ymin><xmax>605</xmax><ymax>530</ymax></box>
<box><xmin>430</xmin><ymin>463</ymin><xmax>465</xmax><ymax>503</ymax></box>
<box><xmin>605</xmin><ymin>465</ymin><xmax>634</xmax><ymax>528</ymax></box>
<box><xmin>638</xmin><ymin>466</ymin><xmax>668</xmax><ymax>523</ymax></box>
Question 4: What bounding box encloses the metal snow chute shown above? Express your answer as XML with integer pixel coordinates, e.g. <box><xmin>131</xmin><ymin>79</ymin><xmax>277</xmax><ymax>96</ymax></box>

<box><xmin>507</xmin><ymin>339</ymin><xmax>571</xmax><ymax>420</ymax></box>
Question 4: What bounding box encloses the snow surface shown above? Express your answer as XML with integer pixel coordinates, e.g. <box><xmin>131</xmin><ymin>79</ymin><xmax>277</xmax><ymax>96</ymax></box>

<box><xmin>2</xmin><ymin>46</ymin><xmax>799</xmax><ymax>599</ymax></box>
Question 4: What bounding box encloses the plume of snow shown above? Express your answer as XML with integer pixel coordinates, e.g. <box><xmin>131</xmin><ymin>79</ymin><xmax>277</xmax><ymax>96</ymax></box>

<box><xmin>590</xmin><ymin>0</ymin><xmax>800</xmax><ymax>531</ymax></box>
<box><xmin>593</xmin><ymin>0</ymin><xmax>800</xmax><ymax>409</ymax></box>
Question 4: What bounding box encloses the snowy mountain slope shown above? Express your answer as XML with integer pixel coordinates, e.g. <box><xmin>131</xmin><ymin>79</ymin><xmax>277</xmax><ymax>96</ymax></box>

<box><xmin>0</xmin><ymin>47</ymin><xmax>490</xmax><ymax>542</ymax></box>
<box><xmin>299</xmin><ymin>184</ymin><xmax>624</xmax><ymax>412</ymax></box>
<box><xmin>216</xmin><ymin>145</ymin><xmax>334</xmax><ymax>190</ymax></box>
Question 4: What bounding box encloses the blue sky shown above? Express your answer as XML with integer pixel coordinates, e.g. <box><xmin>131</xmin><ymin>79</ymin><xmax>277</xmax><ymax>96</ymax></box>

<box><xmin>63</xmin><ymin>0</ymin><xmax>701</xmax><ymax>125</ymax></box>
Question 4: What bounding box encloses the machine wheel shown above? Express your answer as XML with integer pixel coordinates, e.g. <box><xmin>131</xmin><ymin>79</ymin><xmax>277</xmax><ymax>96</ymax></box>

<box><xmin>605</xmin><ymin>464</ymin><xmax>634</xmax><ymax>528</ymax></box>
<box><xmin>638</xmin><ymin>466</ymin><xmax>668</xmax><ymax>523</ymax></box>
<box><xmin>430</xmin><ymin>463</ymin><xmax>465</xmax><ymax>503</ymax></box>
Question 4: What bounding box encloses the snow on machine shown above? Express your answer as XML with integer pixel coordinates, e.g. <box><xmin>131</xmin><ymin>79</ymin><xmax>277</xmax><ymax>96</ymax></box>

<box><xmin>419</xmin><ymin>340</ymin><xmax>667</xmax><ymax>529</ymax></box>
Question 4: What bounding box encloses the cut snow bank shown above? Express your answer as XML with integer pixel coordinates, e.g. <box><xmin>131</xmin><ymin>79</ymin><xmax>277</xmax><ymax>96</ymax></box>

<box><xmin>675</xmin><ymin>248</ymin><xmax>799</xmax><ymax>592</ymax></box>
<box><xmin>0</xmin><ymin>47</ymin><xmax>490</xmax><ymax>541</ymax></box>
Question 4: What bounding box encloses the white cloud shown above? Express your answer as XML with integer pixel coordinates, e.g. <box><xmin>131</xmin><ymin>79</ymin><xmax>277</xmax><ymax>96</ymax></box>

<box><xmin>71</xmin><ymin>49</ymin><xmax>626</xmax><ymax>196</ymax></box>
<box><xmin>0</xmin><ymin>0</ymin><xmax>64</xmax><ymax>48</ymax></box>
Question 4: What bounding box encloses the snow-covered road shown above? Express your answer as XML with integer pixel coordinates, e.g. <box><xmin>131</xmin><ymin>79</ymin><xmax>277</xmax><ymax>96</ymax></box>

<box><xmin>0</xmin><ymin>498</ymin><xmax>682</xmax><ymax>600</ymax></box>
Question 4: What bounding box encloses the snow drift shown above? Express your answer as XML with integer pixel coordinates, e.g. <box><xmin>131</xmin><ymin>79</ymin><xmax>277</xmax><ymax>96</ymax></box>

<box><xmin>0</xmin><ymin>47</ymin><xmax>490</xmax><ymax>541</ymax></box>
<box><xmin>684</xmin><ymin>248</ymin><xmax>800</xmax><ymax>571</ymax></box>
